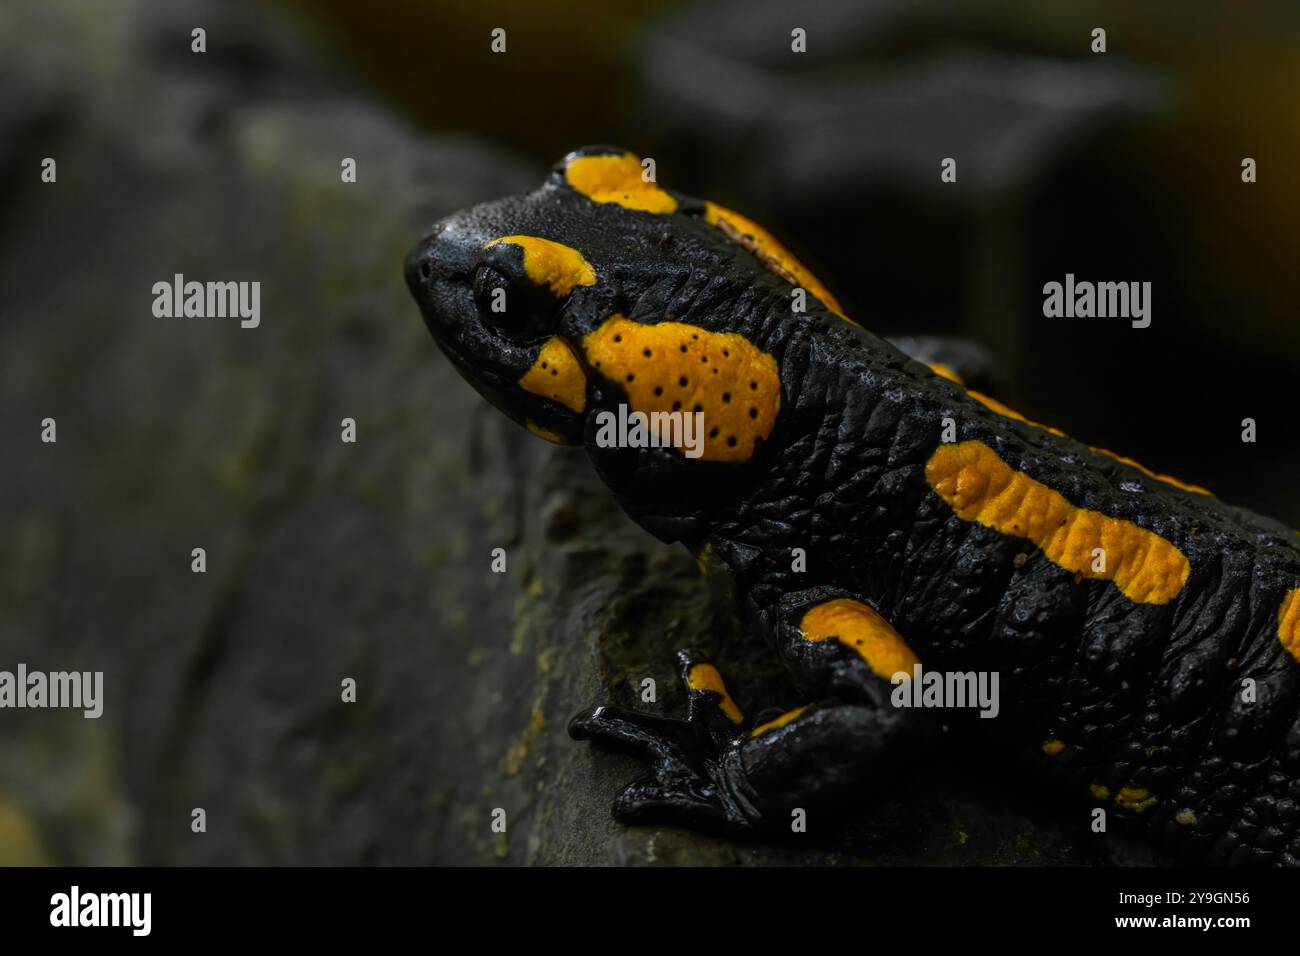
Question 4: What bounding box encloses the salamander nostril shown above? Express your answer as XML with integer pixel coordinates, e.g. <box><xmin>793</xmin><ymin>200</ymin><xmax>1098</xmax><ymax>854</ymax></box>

<box><xmin>404</xmin><ymin>237</ymin><xmax>445</xmax><ymax>294</ymax></box>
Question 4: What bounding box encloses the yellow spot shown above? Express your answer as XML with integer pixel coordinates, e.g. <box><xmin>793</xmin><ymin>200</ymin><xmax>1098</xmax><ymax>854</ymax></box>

<box><xmin>686</xmin><ymin>663</ymin><xmax>744</xmax><ymax>724</ymax></box>
<box><xmin>966</xmin><ymin>389</ymin><xmax>1210</xmax><ymax>496</ymax></box>
<box><xmin>519</xmin><ymin>337</ymin><xmax>587</xmax><ymax>412</ymax></box>
<box><xmin>695</xmin><ymin>542</ymin><xmax>713</xmax><ymax>576</ymax></box>
<box><xmin>1279</xmin><ymin>590</ymin><xmax>1300</xmax><ymax>663</ymax></box>
<box><xmin>1115</xmin><ymin>786</ymin><xmax>1158</xmax><ymax>813</ymax></box>
<box><xmin>750</xmin><ymin>705</ymin><xmax>809</xmax><ymax>738</ymax></box>
<box><xmin>967</xmin><ymin>388</ymin><xmax>1065</xmax><ymax>438</ymax></box>
<box><xmin>525</xmin><ymin>420</ymin><xmax>570</xmax><ymax>444</ymax></box>
<box><xmin>799</xmin><ymin>598</ymin><xmax>919</xmax><ymax>680</ymax></box>
<box><xmin>1041</xmin><ymin>739</ymin><xmax>1066</xmax><ymax>756</ymax></box>
<box><xmin>928</xmin><ymin>362</ymin><xmax>964</xmax><ymax>385</ymax></box>
<box><xmin>564</xmin><ymin>153</ymin><xmax>678</xmax><ymax>214</ymax></box>
<box><xmin>704</xmin><ymin>201</ymin><xmax>848</xmax><ymax>320</ymax></box>
<box><xmin>581</xmin><ymin>315</ymin><xmax>781</xmax><ymax>463</ymax></box>
<box><xmin>925</xmin><ymin>441</ymin><xmax>1190</xmax><ymax>605</ymax></box>
<box><xmin>485</xmin><ymin>235</ymin><xmax>596</xmax><ymax>297</ymax></box>
<box><xmin>1090</xmin><ymin>783</ymin><xmax>1111</xmax><ymax>800</ymax></box>
<box><xmin>1175</xmin><ymin>809</ymin><xmax>1198</xmax><ymax>826</ymax></box>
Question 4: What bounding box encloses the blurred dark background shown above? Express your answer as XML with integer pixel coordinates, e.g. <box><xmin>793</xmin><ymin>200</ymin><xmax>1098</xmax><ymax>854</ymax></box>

<box><xmin>0</xmin><ymin>0</ymin><xmax>1296</xmax><ymax>866</ymax></box>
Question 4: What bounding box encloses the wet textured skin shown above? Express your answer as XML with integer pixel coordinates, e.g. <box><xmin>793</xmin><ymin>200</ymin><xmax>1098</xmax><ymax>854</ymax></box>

<box><xmin>406</xmin><ymin>146</ymin><xmax>1300</xmax><ymax>865</ymax></box>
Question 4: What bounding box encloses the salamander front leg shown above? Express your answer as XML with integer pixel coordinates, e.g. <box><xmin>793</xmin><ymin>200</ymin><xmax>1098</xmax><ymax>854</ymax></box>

<box><xmin>568</xmin><ymin>648</ymin><xmax>753</xmax><ymax>832</ymax></box>
<box><xmin>569</xmin><ymin>593</ymin><xmax>938</xmax><ymax>835</ymax></box>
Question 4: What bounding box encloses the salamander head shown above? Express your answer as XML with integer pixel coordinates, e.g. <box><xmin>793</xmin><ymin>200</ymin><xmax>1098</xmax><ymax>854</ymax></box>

<box><xmin>405</xmin><ymin>145</ymin><xmax>846</xmax><ymax>535</ymax></box>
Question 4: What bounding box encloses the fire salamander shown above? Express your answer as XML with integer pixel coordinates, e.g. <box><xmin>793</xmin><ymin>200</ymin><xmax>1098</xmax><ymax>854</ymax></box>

<box><xmin>405</xmin><ymin>145</ymin><xmax>1300</xmax><ymax>865</ymax></box>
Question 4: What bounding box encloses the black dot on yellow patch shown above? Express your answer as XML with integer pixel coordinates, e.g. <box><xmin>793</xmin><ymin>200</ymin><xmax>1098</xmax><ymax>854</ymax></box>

<box><xmin>519</xmin><ymin>337</ymin><xmax>587</xmax><ymax>413</ymax></box>
<box><xmin>581</xmin><ymin>315</ymin><xmax>781</xmax><ymax>463</ymax></box>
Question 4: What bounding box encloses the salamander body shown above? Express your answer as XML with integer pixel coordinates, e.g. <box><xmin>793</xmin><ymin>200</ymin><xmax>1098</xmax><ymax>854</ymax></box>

<box><xmin>405</xmin><ymin>146</ymin><xmax>1300</xmax><ymax>865</ymax></box>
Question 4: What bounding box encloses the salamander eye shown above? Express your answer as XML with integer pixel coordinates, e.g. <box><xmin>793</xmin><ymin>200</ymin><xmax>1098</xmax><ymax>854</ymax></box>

<box><xmin>473</xmin><ymin>266</ymin><xmax>521</xmax><ymax>330</ymax></box>
<box><xmin>472</xmin><ymin>265</ymin><xmax>557</xmax><ymax>342</ymax></box>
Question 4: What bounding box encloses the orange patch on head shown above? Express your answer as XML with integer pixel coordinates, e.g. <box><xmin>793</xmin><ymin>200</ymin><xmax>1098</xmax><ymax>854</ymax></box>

<box><xmin>564</xmin><ymin>153</ymin><xmax>678</xmax><ymax>214</ymax></box>
<box><xmin>485</xmin><ymin>235</ymin><xmax>596</xmax><ymax>297</ymax></box>
<box><xmin>581</xmin><ymin>316</ymin><xmax>781</xmax><ymax>463</ymax></box>
<box><xmin>519</xmin><ymin>337</ymin><xmax>587</xmax><ymax>413</ymax></box>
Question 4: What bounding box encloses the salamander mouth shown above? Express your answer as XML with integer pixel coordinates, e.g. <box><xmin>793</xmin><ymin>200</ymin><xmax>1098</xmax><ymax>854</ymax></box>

<box><xmin>423</xmin><ymin>302</ymin><xmax>586</xmax><ymax>445</ymax></box>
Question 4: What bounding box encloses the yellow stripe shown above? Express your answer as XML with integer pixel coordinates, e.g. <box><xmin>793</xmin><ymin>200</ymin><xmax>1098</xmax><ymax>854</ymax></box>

<box><xmin>1087</xmin><ymin>445</ymin><xmax>1211</xmax><ymax>497</ymax></box>
<box><xmin>749</xmin><ymin>705</ymin><xmax>809</xmax><ymax>738</ymax></box>
<box><xmin>966</xmin><ymin>388</ymin><xmax>1064</xmax><ymax>438</ymax></box>
<box><xmin>1280</xmin><ymin>589</ymin><xmax>1300</xmax><ymax>663</ymax></box>
<box><xmin>964</xmin><ymin>388</ymin><xmax>1210</xmax><ymax>496</ymax></box>
<box><xmin>925</xmin><ymin>441</ymin><xmax>1190</xmax><ymax>605</ymax></box>
<box><xmin>703</xmin><ymin>201</ymin><xmax>849</xmax><ymax>321</ymax></box>
<box><xmin>928</xmin><ymin>362</ymin><xmax>964</xmax><ymax>385</ymax></box>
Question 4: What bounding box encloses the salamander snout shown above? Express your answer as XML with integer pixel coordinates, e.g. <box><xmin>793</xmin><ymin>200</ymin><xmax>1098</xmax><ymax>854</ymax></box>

<box><xmin>404</xmin><ymin>218</ymin><xmax>474</xmax><ymax>298</ymax></box>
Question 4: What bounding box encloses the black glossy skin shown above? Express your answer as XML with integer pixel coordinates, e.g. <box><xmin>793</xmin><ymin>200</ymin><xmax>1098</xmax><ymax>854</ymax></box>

<box><xmin>406</xmin><ymin>146</ymin><xmax>1300</xmax><ymax>865</ymax></box>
